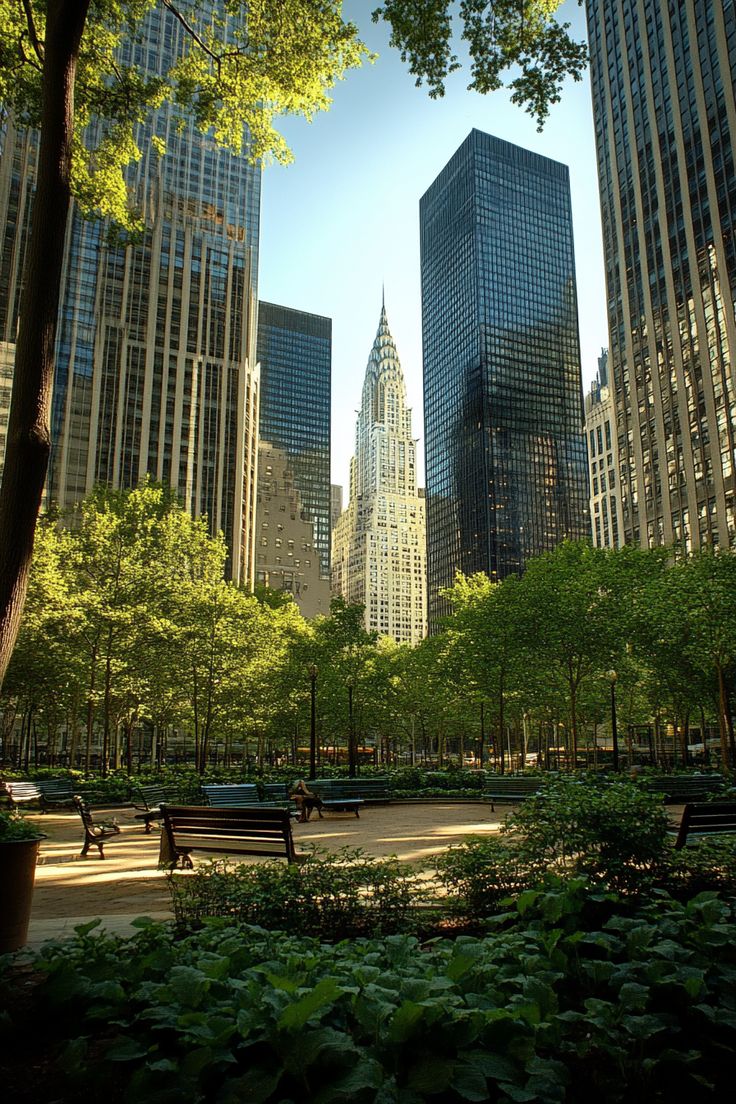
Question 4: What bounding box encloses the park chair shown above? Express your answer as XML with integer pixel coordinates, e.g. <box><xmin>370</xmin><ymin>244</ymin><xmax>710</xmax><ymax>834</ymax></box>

<box><xmin>73</xmin><ymin>796</ymin><xmax>121</xmax><ymax>859</ymax></box>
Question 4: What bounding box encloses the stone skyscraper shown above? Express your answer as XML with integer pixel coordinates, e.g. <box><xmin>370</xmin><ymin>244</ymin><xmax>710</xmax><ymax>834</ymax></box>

<box><xmin>420</xmin><ymin>130</ymin><xmax>589</xmax><ymax>627</ymax></box>
<box><xmin>332</xmin><ymin>303</ymin><xmax>427</xmax><ymax>644</ymax></box>
<box><xmin>0</xmin><ymin>6</ymin><xmax>262</xmax><ymax>582</ymax></box>
<box><xmin>584</xmin><ymin>350</ymin><xmax>623</xmax><ymax>548</ymax></box>
<box><xmin>586</xmin><ymin>1</ymin><xmax>736</xmax><ymax>551</ymax></box>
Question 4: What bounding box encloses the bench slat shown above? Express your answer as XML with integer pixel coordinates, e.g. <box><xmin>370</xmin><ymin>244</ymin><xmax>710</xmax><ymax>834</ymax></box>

<box><xmin>161</xmin><ymin>804</ymin><xmax>299</xmax><ymax>867</ymax></box>
<box><xmin>674</xmin><ymin>802</ymin><xmax>736</xmax><ymax>849</ymax></box>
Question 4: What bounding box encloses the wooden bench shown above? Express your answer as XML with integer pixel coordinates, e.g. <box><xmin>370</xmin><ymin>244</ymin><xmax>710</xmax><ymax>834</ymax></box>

<box><xmin>644</xmin><ymin>775</ymin><xmax>725</xmax><ymax>804</ymax></box>
<box><xmin>201</xmin><ymin>784</ymin><xmax>260</xmax><ymax>807</ymax></box>
<box><xmin>73</xmin><ymin>796</ymin><xmax>121</xmax><ymax>859</ymax></box>
<box><xmin>307</xmin><ymin>777</ymin><xmax>391</xmax><ymax>816</ymax></box>
<box><xmin>3</xmin><ymin>781</ymin><xmax>42</xmax><ymax>808</ymax></box>
<box><xmin>38</xmin><ymin>779</ymin><xmax>76</xmax><ymax>811</ymax></box>
<box><xmin>133</xmin><ymin>784</ymin><xmax>182</xmax><ymax>833</ymax></box>
<box><xmin>160</xmin><ymin>804</ymin><xmax>302</xmax><ymax>869</ymax></box>
<box><xmin>672</xmin><ymin>802</ymin><xmax>736</xmax><ymax>849</ymax></box>
<box><xmin>482</xmin><ymin>776</ymin><xmax>543</xmax><ymax>812</ymax></box>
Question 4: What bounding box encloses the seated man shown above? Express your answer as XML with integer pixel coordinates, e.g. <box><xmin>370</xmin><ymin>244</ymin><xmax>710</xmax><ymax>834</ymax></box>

<box><xmin>289</xmin><ymin>779</ymin><xmax>324</xmax><ymax>823</ymax></box>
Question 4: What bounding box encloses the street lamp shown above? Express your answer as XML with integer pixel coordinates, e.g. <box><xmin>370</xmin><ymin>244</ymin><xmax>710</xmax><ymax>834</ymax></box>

<box><xmin>347</xmin><ymin>675</ymin><xmax>356</xmax><ymax>778</ymax></box>
<box><xmin>308</xmin><ymin>664</ymin><xmax>318</xmax><ymax>780</ymax></box>
<box><xmin>608</xmin><ymin>669</ymin><xmax>619</xmax><ymax>773</ymax></box>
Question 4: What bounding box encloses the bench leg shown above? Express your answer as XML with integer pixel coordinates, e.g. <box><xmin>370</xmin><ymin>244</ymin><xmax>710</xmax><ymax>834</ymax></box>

<box><xmin>80</xmin><ymin>837</ymin><xmax>90</xmax><ymax>857</ymax></box>
<box><xmin>354</xmin><ymin>808</ymin><xmax>360</xmax><ymax>818</ymax></box>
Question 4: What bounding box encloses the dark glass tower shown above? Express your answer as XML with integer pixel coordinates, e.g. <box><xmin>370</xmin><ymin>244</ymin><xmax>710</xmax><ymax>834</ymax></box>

<box><xmin>256</xmin><ymin>302</ymin><xmax>332</xmax><ymax>577</ymax></box>
<box><xmin>420</xmin><ymin>129</ymin><xmax>589</xmax><ymax>627</ymax></box>
<box><xmin>586</xmin><ymin>1</ymin><xmax>736</xmax><ymax>551</ymax></box>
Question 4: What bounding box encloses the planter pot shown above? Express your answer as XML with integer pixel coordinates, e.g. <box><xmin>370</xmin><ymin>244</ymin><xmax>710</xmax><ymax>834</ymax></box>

<box><xmin>0</xmin><ymin>836</ymin><xmax>45</xmax><ymax>953</ymax></box>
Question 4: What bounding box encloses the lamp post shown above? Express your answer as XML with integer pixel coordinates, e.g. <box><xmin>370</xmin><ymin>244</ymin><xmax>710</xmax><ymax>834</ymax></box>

<box><xmin>347</xmin><ymin>675</ymin><xmax>356</xmax><ymax>778</ymax></box>
<box><xmin>608</xmin><ymin>669</ymin><xmax>619</xmax><ymax>773</ymax></box>
<box><xmin>308</xmin><ymin>664</ymin><xmax>318</xmax><ymax>780</ymax></box>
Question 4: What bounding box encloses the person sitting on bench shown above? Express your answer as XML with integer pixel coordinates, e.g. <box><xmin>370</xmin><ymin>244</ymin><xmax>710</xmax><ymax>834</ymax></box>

<box><xmin>289</xmin><ymin>780</ymin><xmax>324</xmax><ymax>823</ymax></box>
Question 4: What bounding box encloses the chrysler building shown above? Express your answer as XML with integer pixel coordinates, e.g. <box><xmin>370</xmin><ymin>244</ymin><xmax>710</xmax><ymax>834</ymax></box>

<box><xmin>332</xmin><ymin>302</ymin><xmax>427</xmax><ymax>644</ymax></box>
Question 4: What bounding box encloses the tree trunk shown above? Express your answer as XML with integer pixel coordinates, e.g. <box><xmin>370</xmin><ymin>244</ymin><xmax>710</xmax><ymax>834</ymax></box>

<box><xmin>0</xmin><ymin>0</ymin><xmax>91</xmax><ymax>690</ymax></box>
<box><xmin>498</xmin><ymin>671</ymin><xmax>505</xmax><ymax>775</ymax></box>
<box><xmin>716</xmin><ymin>663</ymin><xmax>731</xmax><ymax>771</ymax></box>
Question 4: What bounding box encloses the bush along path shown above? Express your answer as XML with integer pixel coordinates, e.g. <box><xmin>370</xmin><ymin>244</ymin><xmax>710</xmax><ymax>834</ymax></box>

<box><xmin>2</xmin><ymin>883</ymin><xmax>736</xmax><ymax>1103</ymax></box>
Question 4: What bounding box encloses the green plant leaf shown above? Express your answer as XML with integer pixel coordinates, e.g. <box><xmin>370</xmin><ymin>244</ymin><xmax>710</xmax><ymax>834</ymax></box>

<box><xmin>278</xmin><ymin>977</ymin><xmax>342</xmax><ymax>1030</ymax></box>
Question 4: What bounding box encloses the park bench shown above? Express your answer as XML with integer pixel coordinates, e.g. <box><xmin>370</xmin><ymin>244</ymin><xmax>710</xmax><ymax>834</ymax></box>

<box><xmin>73</xmin><ymin>795</ymin><xmax>121</xmax><ymax>859</ymax></box>
<box><xmin>643</xmin><ymin>775</ymin><xmax>725</xmax><ymax>804</ymax></box>
<box><xmin>201</xmin><ymin>783</ymin><xmax>260</xmax><ymax>807</ymax></box>
<box><xmin>3</xmin><ymin>779</ymin><xmax>75</xmax><ymax>811</ymax></box>
<box><xmin>133</xmin><ymin>784</ymin><xmax>184</xmax><ymax>833</ymax></box>
<box><xmin>308</xmin><ymin>778</ymin><xmax>390</xmax><ymax>817</ymax></box>
<box><xmin>202</xmin><ymin>783</ymin><xmax>298</xmax><ymax>816</ymax></box>
<box><xmin>3</xmin><ymin>780</ymin><xmax>42</xmax><ymax>808</ymax></box>
<box><xmin>672</xmin><ymin>802</ymin><xmax>736</xmax><ymax>849</ymax></box>
<box><xmin>482</xmin><ymin>776</ymin><xmax>543</xmax><ymax>812</ymax></box>
<box><xmin>159</xmin><ymin>804</ymin><xmax>303</xmax><ymax>869</ymax></box>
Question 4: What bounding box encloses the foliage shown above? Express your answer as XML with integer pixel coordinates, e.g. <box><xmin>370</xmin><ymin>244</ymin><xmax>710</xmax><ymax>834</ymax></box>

<box><xmin>0</xmin><ymin>808</ymin><xmax>44</xmax><ymax>842</ymax></box>
<box><xmin>168</xmin><ymin>847</ymin><xmax>419</xmax><ymax>939</ymax></box>
<box><xmin>655</xmin><ymin>837</ymin><xmax>736</xmax><ymax>902</ymax></box>
<box><xmin>373</xmin><ymin>0</ymin><xmax>588</xmax><ymax>128</ymax></box>
<box><xmin>434</xmin><ymin>835</ymin><xmax>541</xmax><ymax>919</ymax></box>
<box><xmin>507</xmin><ymin>778</ymin><xmax>671</xmax><ymax>891</ymax></box>
<box><xmin>3</xmin><ymin>891</ymin><xmax>736</xmax><ymax>1102</ymax></box>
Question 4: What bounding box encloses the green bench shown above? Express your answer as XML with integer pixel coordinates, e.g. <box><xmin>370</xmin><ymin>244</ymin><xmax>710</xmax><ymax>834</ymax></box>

<box><xmin>202</xmin><ymin>783</ymin><xmax>297</xmax><ymax>817</ymax></box>
<box><xmin>482</xmin><ymin>776</ymin><xmax>543</xmax><ymax>812</ymax></box>
<box><xmin>672</xmin><ymin>802</ymin><xmax>736</xmax><ymax>849</ymax></box>
<box><xmin>3</xmin><ymin>778</ymin><xmax>75</xmax><ymax>811</ymax></box>
<box><xmin>133</xmin><ymin>783</ymin><xmax>184</xmax><ymax>832</ymax></box>
<box><xmin>160</xmin><ymin>805</ymin><xmax>303</xmax><ymax>869</ymax></box>
<box><xmin>644</xmin><ymin>775</ymin><xmax>725</xmax><ymax>804</ymax></box>
<box><xmin>307</xmin><ymin>778</ymin><xmax>389</xmax><ymax>816</ymax></box>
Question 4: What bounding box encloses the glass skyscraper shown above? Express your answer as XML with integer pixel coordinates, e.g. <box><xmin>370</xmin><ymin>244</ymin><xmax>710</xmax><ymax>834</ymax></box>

<box><xmin>420</xmin><ymin>129</ymin><xmax>589</xmax><ymax>626</ymax></box>
<box><xmin>0</xmin><ymin>6</ymin><xmax>262</xmax><ymax>583</ymax></box>
<box><xmin>586</xmin><ymin>1</ymin><xmax>736</xmax><ymax>551</ymax></box>
<box><xmin>256</xmin><ymin>302</ymin><xmax>331</xmax><ymax>577</ymax></box>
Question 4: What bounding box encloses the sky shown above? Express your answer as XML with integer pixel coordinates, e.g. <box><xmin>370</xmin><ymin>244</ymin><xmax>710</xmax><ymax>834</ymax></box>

<box><xmin>258</xmin><ymin>1</ymin><xmax>608</xmax><ymax>495</ymax></box>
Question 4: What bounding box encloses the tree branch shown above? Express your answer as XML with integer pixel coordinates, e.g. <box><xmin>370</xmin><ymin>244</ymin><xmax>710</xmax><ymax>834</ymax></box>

<box><xmin>161</xmin><ymin>0</ymin><xmax>222</xmax><ymax>76</ymax></box>
<box><xmin>19</xmin><ymin>0</ymin><xmax>44</xmax><ymax>64</ymax></box>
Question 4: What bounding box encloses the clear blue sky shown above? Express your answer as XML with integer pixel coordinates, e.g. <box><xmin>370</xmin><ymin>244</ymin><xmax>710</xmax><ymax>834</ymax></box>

<box><xmin>258</xmin><ymin>1</ymin><xmax>607</xmax><ymax>494</ymax></box>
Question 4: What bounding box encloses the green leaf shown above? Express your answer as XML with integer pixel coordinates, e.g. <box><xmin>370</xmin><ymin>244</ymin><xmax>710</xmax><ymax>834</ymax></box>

<box><xmin>106</xmin><ymin>1036</ymin><xmax>149</xmax><ymax>1062</ymax></box>
<box><xmin>219</xmin><ymin>1066</ymin><xmax>282</xmax><ymax>1104</ymax></box>
<box><xmin>387</xmin><ymin>1001</ymin><xmax>425</xmax><ymax>1043</ymax></box>
<box><xmin>278</xmin><ymin>977</ymin><xmax>342</xmax><ymax>1030</ymax></box>
<box><xmin>406</xmin><ymin>1056</ymin><xmax>455</xmax><ymax>1093</ymax></box>
<box><xmin>451</xmin><ymin>1060</ymin><xmax>489</xmax><ymax>1101</ymax></box>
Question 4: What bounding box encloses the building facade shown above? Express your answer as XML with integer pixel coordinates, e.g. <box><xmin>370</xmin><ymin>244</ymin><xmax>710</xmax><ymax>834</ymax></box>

<box><xmin>332</xmin><ymin>303</ymin><xmax>427</xmax><ymax>644</ymax></box>
<box><xmin>0</xmin><ymin>6</ymin><xmax>262</xmax><ymax>582</ymax></box>
<box><xmin>586</xmin><ymin>1</ymin><xmax>736</xmax><ymax>551</ymax></box>
<box><xmin>255</xmin><ymin>442</ymin><xmax>331</xmax><ymax>618</ymax></box>
<box><xmin>256</xmin><ymin>302</ymin><xmax>331</xmax><ymax>579</ymax></box>
<box><xmin>330</xmin><ymin>483</ymin><xmax>343</xmax><ymax>535</ymax></box>
<box><xmin>420</xmin><ymin>129</ymin><xmax>590</xmax><ymax>627</ymax></box>
<box><xmin>585</xmin><ymin>349</ymin><xmax>623</xmax><ymax>547</ymax></box>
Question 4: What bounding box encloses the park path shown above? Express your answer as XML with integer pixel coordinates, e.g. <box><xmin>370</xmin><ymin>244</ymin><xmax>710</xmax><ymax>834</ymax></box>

<box><xmin>24</xmin><ymin>800</ymin><xmax>507</xmax><ymax>946</ymax></box>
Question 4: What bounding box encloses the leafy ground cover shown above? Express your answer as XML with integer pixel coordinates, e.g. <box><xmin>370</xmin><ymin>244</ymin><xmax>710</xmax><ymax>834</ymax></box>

<box><xmin>2</xmin><ymin>887</ymin><xmax>736</xmax><ymax>1103</ymax></box>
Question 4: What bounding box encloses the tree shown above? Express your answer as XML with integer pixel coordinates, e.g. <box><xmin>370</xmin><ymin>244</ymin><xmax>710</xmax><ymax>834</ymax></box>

<box><xmin>0</xmin><ymin>0</ymin><xmax>588</xmax><ymax>691</ymax></box>
<box><xmin>374</xmin><ymin>0</ymin><xmax>587</xmax><ymax>127</ymax></box>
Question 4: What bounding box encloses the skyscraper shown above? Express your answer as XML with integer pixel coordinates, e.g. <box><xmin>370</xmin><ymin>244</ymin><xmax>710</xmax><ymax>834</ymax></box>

<box><xmin>0</xmin><ymin>6</ymin><xmax>262</xmax><ymax>582</ymax></box>
<box><xmin>256</xmin><ymin>302</ymin><xmax>331</xmax><ymax>579</ymax></box>
<box><xmin>586</xmin><ymin>1</ymin><xmax>736</xmax><ymax>551</ymax></box>
<box><xmin>332</xmin><ymin>303</ymin><xmax>427</xmax><ymax>644</ymax></box>
<box><xmin>420</xmin><ymin>129</ymin><xmax>589</xmax><ymax>627</ymax></box>
<box><xmin>585</xmin><ymin>349</ymin><xmax>623</xmax><ymax>548</ymax></box>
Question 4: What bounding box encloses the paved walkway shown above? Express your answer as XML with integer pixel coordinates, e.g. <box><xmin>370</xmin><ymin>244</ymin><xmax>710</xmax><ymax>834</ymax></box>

<box><xmin>24</xmin><ymin>800</ymin><xmax>506</xmax><ymax>947</ymax></box>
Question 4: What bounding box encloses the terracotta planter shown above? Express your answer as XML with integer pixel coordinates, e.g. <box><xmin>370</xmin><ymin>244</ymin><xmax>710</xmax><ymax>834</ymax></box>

<box><xmin>0</xmin><ymin>835</ymin><xmax>44</xmax><ymax>953</ymax></box>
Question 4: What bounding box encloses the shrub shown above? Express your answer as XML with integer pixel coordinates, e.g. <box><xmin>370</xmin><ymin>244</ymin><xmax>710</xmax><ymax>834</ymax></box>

<box><xmin>0</xmin><ymin>809</ymin><xmax>44</xmax><ymax>841</ymax></box>
<box><xmin>434</xmin><ymin>835</ymin><xmax>542</xmax><ymax>919</ymax></box>
<box><xmin>508</xmin><ymin>778</ymin><xmax>670</xmax><ymax>891</ymax></box>
<box><xmin>168</xmin><ymin>846</ymin><xmax>420</xmax><ymax>940</ymax></box>
<box><xmin>656</xmin><ymin>836</ymin><xmax>736</xmax><ymax>900</ymax></box>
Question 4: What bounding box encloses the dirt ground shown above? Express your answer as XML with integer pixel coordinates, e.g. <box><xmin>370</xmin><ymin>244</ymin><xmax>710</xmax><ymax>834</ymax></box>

<box><xmin>24</xmin><ymin>800</ymin><xmax>510</xmax><ymax>946</ymax></box>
